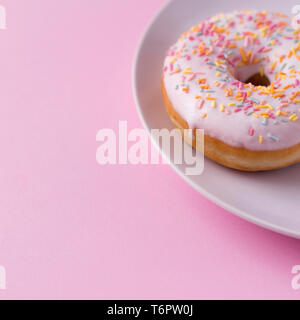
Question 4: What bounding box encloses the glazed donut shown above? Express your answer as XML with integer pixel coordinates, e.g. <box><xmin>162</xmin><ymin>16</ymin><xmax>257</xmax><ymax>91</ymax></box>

<box><xmin>162</xmin><ymin>10</ymin><xmax>300</xmax><ymax>171</ymax></box>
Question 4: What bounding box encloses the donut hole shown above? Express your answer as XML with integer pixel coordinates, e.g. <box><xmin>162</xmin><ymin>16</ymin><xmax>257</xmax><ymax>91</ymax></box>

<box><xmin>234</xmin><ymin>65</ymin><xmax>270</xmax><ymax>87</ymax></box>
<box><xmin>244</xmin><ymin>73</ymin><xmax>270</xmax><ymax>87</ymax></box>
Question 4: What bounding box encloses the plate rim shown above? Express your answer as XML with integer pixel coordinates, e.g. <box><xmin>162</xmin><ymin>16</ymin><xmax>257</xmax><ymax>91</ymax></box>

<box><xmin>132</xmin><ymin>0</ymin><xmax>300</xmax><ymax>239</ymax></box>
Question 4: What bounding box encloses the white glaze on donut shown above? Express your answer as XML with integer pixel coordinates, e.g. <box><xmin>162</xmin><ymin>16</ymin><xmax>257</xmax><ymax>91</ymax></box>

<box><xmin>163</xmin><ymin>10</ymin><xmax>300</xmax><ymax>151</ymax></box>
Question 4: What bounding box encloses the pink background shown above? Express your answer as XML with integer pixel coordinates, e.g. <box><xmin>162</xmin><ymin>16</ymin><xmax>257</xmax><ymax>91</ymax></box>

<box><xmin>0</xmin><ymin>0</ymin><xmax>300</xmax><ymax>300</ymax></box>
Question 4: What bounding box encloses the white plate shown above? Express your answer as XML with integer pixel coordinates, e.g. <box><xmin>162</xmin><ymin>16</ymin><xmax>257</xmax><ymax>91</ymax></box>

<box><xmin>133</xmin><ymin>0</ymin><xmax>300</xmax><ymax>238</ymax></box>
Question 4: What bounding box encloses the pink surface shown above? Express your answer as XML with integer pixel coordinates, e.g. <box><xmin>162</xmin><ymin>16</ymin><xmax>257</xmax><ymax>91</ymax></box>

<box><xmin>0</xmin><ymin>0</ymin><xmax>300</xmax><ymax>299</ymax></box>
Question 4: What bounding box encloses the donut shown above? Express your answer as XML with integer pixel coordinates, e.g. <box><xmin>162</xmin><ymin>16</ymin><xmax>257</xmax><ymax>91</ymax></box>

<box><xmin>162</xmin><ymin>10</ymin><xmax>300</xmax><ymax>171</ymax></box>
